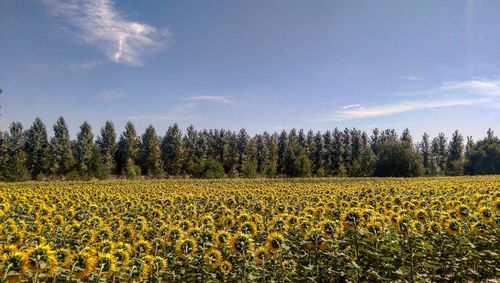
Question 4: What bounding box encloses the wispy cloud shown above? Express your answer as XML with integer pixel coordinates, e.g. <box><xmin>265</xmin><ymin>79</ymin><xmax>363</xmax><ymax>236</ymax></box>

<box><xmin>341</xmin><ymin>104</ymin><xmax>364</xmax><ymax>110</ymax></box>
<box><xmin>44</xmin><ymin>0</ymin><xmax>171</xmax><ymax>66</ymax></box>
<box><xmin>330</xmin><ymin>98</ymin><xmax>485</xmax><ymax>120</ymax></box>
<box><xmin>441</xmin><ymin>80</ymin><xmax>500</xmax><ymax>96</ymax></box>
<box><xmin>184</xmin><ymin>96</ymin><xmax>234</xmax><ymax>104</ymax></box>
<box><xmin>319</xmin><ymin>78</ymin><xmax>500</xmax><ymax>121</ymax></box>
<box><xmin>400</xmin><ymin>75</ymin><xmax>420</xmax><ymax>81</ymax></box>
<box><xmin>61</xmin><ymin>60</ymin><xmax>102</xmax><ymax>71</ymax></box>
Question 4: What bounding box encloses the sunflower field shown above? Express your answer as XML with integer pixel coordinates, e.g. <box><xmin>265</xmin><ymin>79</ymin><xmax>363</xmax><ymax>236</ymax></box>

<box><xmin>0</xmin><ymin>177</ymin><xmax>499</xmax><ymax>282</ymax></box>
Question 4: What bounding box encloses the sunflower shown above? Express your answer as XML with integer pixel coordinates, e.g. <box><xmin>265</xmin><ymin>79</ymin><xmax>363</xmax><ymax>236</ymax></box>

<box><xmin>365</xmin><ymin>220</ymin><xmax>384</xmax><ymax>240</ymax></box>
<box><xmin>305</xmin><ymin>228</ymin><xmax>328</xmax><ymax>250</ymax></box>
<box><xmin>26</xmin><ymin>243</ymin><xmax>58</xmax><ymax>275</ymax></box>
<box><xmin>166</xmin><ymin>225</ymin><xmax>183</xmax><ymax>243</ymax></box>
<box><xmin>239</xmin><ymin>221</ymin><xmax>257</xmax><ymax>237</ymax></box>
<box><xmin>445</xmin><ymin>219</ymin><xmax>461</xmax><ymax>236</ymax></box>
<box><xmin>55</xmin><ymin>248</ymin><xmax>71</xmax><ymax>269</ymax></box>
<box><xmin>215</xmin><ymin>230</ymin><xmax>230</xmax><ymax>248</ymax></box>
<box><xmin>128</xmin><ymin>257</ymin><xmax>151</xmax><ymax>282</ymax></box>
<box><xmin>70</xmin><ymin>250</ymin><xmax>96</xmax><ymax>280</ymax></box>
<box><xmin>427</xmin><ymin>222</ymin><xmax>441</xmax><ymax>235</ymax></box>
<box><xmin>203</xmin><ymin>247</ymin><xmax>223</xmax><ymax>268</ymax></box>
<box><xmin>151</xmin><ymin>256</ymin><xmax>167</xmax><ymax>276</ymax></box>
<box><xmin>254</xmin><ymin>246</ymin><xmax>268</xmax><ymax>266</ymax></box>
<box><xmin>175</xmin><ymin>237</ymin><xmax>198</xmax><ymax>259</ymax></box>
<box><xmin>133</xmin><ymin>239</ymin><xmax>152</xmax><ymax>255</ymax></box>
<box><xmin>230</xmin><ymin>232</ymin><xmax>254</xmax><ymax>256</ymax></box>
<box><xmin>342</xmin><ymin>209</ymin><xmax>362</xmax><ymax>231</ymax></box>
<box><xmin>219</xmin><ymin>260</ymin><xmax>232</xmax><ymax>276</ymax></box>
<box><xmin>282</xmin><ymin>259</ymin><xmax>297</xmax><ymax>276</ymax></box>
<box><xmin>479</xmin><ymin>206</ymin><xmax>494</xmax><ymax>223</ymax></box>
<box><xmin>265</xmin><ymin>231</ymin><xmax>285</xmax><ymax>254</ymax></box>
<box><xmin>1</xmin><ymin>251</ymin><xmax>28</xmax><ymax>282</ymax></box>
<box><xmin>96</xmin><ymin>253</ymin><xmax>116</xmax><ymax>278</ymax></box>
<box><xmin>319</xmin><ymin>220</ymin><xmax>338</xmax><ymax>238</ymax></box>
<box><xmin>472</xmin><ymin>222</ymin><xmax>487</xmax><ymax>236</ymax></box>
<box><xmin>0</xmin><ymin>244</ymin><xmax>18</xmax><ymax>256</ymax></box>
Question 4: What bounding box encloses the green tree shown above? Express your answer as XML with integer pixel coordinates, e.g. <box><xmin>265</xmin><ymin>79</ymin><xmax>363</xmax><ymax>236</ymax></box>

<box><xmin>464</xmin><ymin>129</ymin><xmax>500</xmax><ymax>175</ymax></box>
<box><xmin>51</xmin><ymin>116</ymin><xmax>75</xmax><ymax>175</ymax></box>
<box><xmin>96</xmin><ymin>120</ymin><xmax>117</xmax><ymax>176</ymax></box>
<box><xmin>75</xmin><ymin>121</ymin><xmax>95</xmax><ymax>176</ymax></box>
<box><xmin>351</xmin><ymin>148</ymin><xmax>376</xmax><ymax>177</ymax></box>
<box><xmin>375</xmin><ymin>137</ymin><xmax>423</xmax><ymax>177</ymax></box>
<box><xmin>446</xmin><ymin>130</ymin><xmax>464</xmax><ymax>175</ymax></box>
<box><xmin>116</xmin><ymin>121</ymin><xmax>140</xmax><ymax>175</ymax></box>
<box><xmin>182</xmin><ymin>125</ymin><xmax>198</xmax><ymax>175</ymax></box>
<box><xmin>431</xmin><ymin>133</ymin><xmax>447</xmax><ymax>175</ymax></box>
<box><xmin>236</xmin><ymin>128</ymin><xmax>249</xmax><ymax>173</ymax></box>
<box><xmin>161</xmin><ymin>123</ymin><xmax>183</xmax><ymax>175</ymax></box>
<box><xmin>242</xmin><ymin>159</ymin><xmax>257</xmax><ymax>178</ymax></box>
<box><xmin>284</xmin><ymin>142</ymin><xmax>311</xmax><ymax>177</ymax></box>
<box><xmin>5</xmin><ymin>122</ymin><xmax>29</xmax><ymax>181</ymax></box>
<box><xmin>25</xmin><ymin>117</ymin><xmax>50</xmax><ymax>178</ymax></box>
<box><xmin>195</xmin><ymin>157</ymin><xmax>225</xmax><ymax>179</ymax></box>
<box><xmin>0</xmin><ymin>131</ymin><xmax>10</xmax><ymax>178</ymax></box>
<box><xmin>276</xmin><ymin>130</ymin><xmax>288</xmax><ymax>175</ymax></box>
<box><xmin>140</xmin><ymin>125</ymin><xmax>162</xmax><ymax>177</ymax></box>
<box><xmin>311</xmin><ymin>131</ymin><xmax>323</xmax><ymax>174</ymax></box>
<box><xmin>419</xmin><ymin>133</ymin><xmax>432</xmax><ymax>175</ymax></box>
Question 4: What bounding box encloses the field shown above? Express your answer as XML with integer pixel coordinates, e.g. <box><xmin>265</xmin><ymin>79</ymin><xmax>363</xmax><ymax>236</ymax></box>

<box><xmin>0</xmin><ymin>177</ymin><xmax>499</xmax><ymax>282</ymax></box>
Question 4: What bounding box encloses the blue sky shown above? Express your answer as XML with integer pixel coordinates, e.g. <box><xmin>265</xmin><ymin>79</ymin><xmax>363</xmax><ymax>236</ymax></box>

<box><xmin>0</xmin><ymin>0</ymin><xmax>499</xmax><ymax>139</ymax></box>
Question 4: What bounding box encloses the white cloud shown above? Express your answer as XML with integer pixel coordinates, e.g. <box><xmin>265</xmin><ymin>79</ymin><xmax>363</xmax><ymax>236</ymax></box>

<box><xmin>61</xmin><ymin>60</ymin><xmax>103</xmax><ymax>71</ymax></box>
<box><xmin>44</xmin><ymin>0</ymin><xmax>171</xmax><ymax>66</ymax></box>
<box><xmin>441</xmin><ymin>80</ymin><xmax>500</xmax><ymax>96</ymax></box>
<box><xmin>338</xmin><ymin>99</ymin><xmax>485</xmax><ymax>119</ymax></box>
<box><xmin>184</xmin><ymin>96</ymin><xmax>234</xmax><ymax>104</ymax></box>
<box><xmin>341</xmin><ymin>104</ymin><xmax>363</xmax><ymax>110</ymax></box>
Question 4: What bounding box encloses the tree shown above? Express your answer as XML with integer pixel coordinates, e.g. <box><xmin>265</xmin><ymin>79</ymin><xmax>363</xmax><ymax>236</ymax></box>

<box><xmin>342</xmin><ymin>128</ymin><xmax>352</xmax><ymax>174</ymax></box>
<box><xmin>224</xmin><ymin>131</ymin><xmax>238</xmax><ymax>175</ymax></box>
<box><xmin>255</xmin><ymin>134</ymin><xmax>267</xmax><ymax>174</ymax></box>
<box><xmin>447</xmin><ymin>130</ymin><xmax>464</xmax><ymax>175</ymax></box>
<box><xmin>431</xmin><ymin>133</ymin><xmax>447</xmax><ymax>175</ymax></box>
<box><xmin>242</xmin><ymin>159</ymin><xmax>257</xmax><ymax>178</ymax></box>
<box><xmin>140</xmin><ymin>125</ymin><xmax>162</xmax><ymax>176</ymax></box>
<box><xmin>51</xmin><ymin>116</ymin><xmax>75</xmax><ymax>175</ymax></box>
<box><xmin>283</xmin><ymin>142</ymin><xmax>311</xmax><ymax>177</ymax></box>
<box><xmin>116</xmin><ymin>121</ymin><xmax>140</xmax><ymax>175</ymax></box>
<box><xmin>332</xmin><ymin>128</ymin><xmax>344</xmax><ymax>175</ymax></box>
<box><xmin>161</xmin><ymin>123</ymin><xmax>183</xmax><ymax>175</ymax></box>
<box><xmin>464</xmin><ymin>129</ymin><xmax>500</xmax><ymax>175</ymax></box>
<box><xmin>195</xmin><ymin>157</ymin><xmax>225</xmax><ymax>179</ymax></box>
<box><xmin>25</xmin><ymin>117</ymin><xmax>50</xmax><ymax>178</ymax></box>
<box><xmin>0</xmin><ymin>131</ymin><xmax>10</xmax><ymax>178</ymax></box>
<box><xmin>311</xmin><ymin>131</ymin><xmax>323</xmax><ymax>175</ymax></box>
<box><xmin>419</xmin><ymin>133</ymin><xmax>432</xmax><ymax>175</ymax></box>
<box><xmin>351</xmin><ymin>148</ymin><xmax>376</xmax><ymax>177</ymax></box>
<box><xmin>5</xmin><ymin>122</ymin><xmax>29</xmax><ymax>181</ymax></box>
<box><xmin>75</xmin><ymin>121</ymin><xmax>95</xmax><ymax>176</ymax></box>
<box><xmin>375</xmin><ymin>137</ymin><xmax>423</xmax><ymax>177</ymax></box>
<box><xmin>236</xmin><ymin>128</ymin><xmax>249</xmax><ymax>173</ymax></box>
<box><xmin>182</xmin><ymin>125</ymin><xmax>198</xmax><ymax>175</ymax></box>
<box><xmin>322</xmin><ymin>130</ymin><xmax>333</xmax><ymax>174</ymax></box>
<box><xmin>96</xmin><ymin>120</ymin><xmax>117</xmax><ymax>176</ymax></box>
<box><xmin>277</xmin><ymin>130</ymin><xmax>288</xmax><ymax>174</ymax></box>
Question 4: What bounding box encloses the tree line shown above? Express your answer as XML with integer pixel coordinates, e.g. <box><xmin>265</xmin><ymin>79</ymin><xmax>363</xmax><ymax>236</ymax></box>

<box><xmin>0</xmin><ymin>117</ymin><xmax>498</xmax><ymax>181</ymax></box>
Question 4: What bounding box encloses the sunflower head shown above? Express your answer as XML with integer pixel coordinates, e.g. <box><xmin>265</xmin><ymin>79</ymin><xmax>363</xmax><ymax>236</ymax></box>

<box><xmin>96</xmin><ymin>253</ymin><xmax>116</xmax><ymax>278</ymax></box>
<box><xmin>230</xmin><ymin>232</ymin><xmax>254</xmax><ymax>256</ymax></box>
<box><xmin>219</xmin><ymin>260</ymin><xmax>232</xmax><ymax>276</ymax></box>
<box><xmin>203</xmin><ymin>247</ymin><xmax>223</xmax><ymax>268</ymax></box>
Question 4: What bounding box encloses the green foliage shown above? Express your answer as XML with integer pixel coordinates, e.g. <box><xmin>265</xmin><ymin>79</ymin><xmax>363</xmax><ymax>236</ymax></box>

<box><xmin>242</xmin><ymin>159</ymin><xmax>257</xmax><ymax>178</ymax></box>
<box><xmin>96</xmin><ymin>120</ymin><xmax>117</xmax><ymax>175</ymax></box>
<box><xmin>117</xmin><ymin>121</ymin><xmax>140</xmax><ymax>175</ymax></box>
<box><xmin>75</xmin><ymin>121</ymin><xmax>95</xmax><ymax>176</ymax></box>
<box><xmin>351</xmin><ymin>148</ymin><xmax>377</xmax><ymax>177</ymax></box>
<box><xmin>140</xmin><ymin>125</ymin><xmax>162</xmax><ymax>176</ymax></box>
<box><xmin>161</xmin><ymin>123</ymin><xmax>183</xmax><ymax>175</ymax></box>
<box><xmin>284</xmin><ymin>142</ymin><xmax>311</xmax><ymax>177</ymax></box>
<box><xmin>25</xmin><ymin>117</ymin><xmax>50</xmax><ymax>177</ymax></box>
<box><xmin>195</xmin><ymin>157</ymin><xmax>225</xmax><ymax>179</ymax></box>
<box><xmin>375</xmin><ymin>138</ymin><xmax>423</xmax><ymax>177</ymax></box>
<box><xmin>51</xmin><ymin>116</ymin><xmax>75</xmax><ymax>175</ymax></box>
<box><xmin>464</xmin><ymin>129</ymin><xmax>500</xmax><ymax>175</ymax></box>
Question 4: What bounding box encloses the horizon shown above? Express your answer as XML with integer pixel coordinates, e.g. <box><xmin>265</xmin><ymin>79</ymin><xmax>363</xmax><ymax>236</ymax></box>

<box><xmin>1</xmin><ymin>1</ymin><xmax>499</xmax><ymax>139</ymax></box>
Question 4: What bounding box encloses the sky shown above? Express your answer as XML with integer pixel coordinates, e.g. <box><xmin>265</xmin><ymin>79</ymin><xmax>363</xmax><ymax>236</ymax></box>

<box><xmin>0</xmin><ymin>0</ymin><xmax>499</xmax><ymax>140</ymax></box>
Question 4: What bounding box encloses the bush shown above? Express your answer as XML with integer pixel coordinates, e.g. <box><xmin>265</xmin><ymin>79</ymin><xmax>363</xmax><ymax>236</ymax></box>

<box><xmin>195</xmin><ymin>157</ymin><xmax>225</xmax><ymax>179</ymax></box>
<box><xmin>284</xmin><ymin>143</ymin><xmax>311</xmax><ymax>177</ymax></box>
<box><xmin>242</xmin><ymin>160</ymin><xmax>257</xmax><ymax>178</ymax></box>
